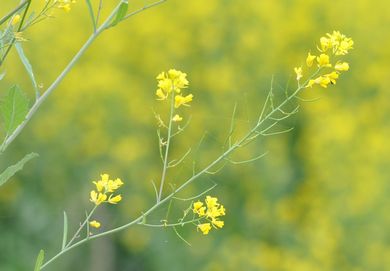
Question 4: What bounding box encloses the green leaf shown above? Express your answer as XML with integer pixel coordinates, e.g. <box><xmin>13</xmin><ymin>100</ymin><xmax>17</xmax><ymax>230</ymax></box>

<box><xmin>85</xmin><ymin>0</ymin><xmax>97</xmax><ymax>32</ymax></box>
<box><xmin>34</xmin><ymin>249</ymin><xmax>45</xmax><ymax>271</ymax></box>
<box><xmin>62</xmin><ymin>211</ymin><xmax>68</xmax><ymax>250</ymax></box>
<box><xmin>111</xmin><ymin>1</ymin><xmax>128</xmax><ymax>27</ymax></box>
<box><xmin>0</xmin><ymin>72</ymin><xmax>4</xmax><ymax>81</ymax></box>
<box><xmin>0</xmin><ymin>85</ymin><xmax>29</xmax><ymax>134</ymax></box>
<box><xmin>15</xmin><ymin>42</ymin><xmax>39</xmax><ymax>97</ymax></box>
<box><xmin>0</xmin><ymin>152</ymin><xmax>38</xmax><ymax>187</ymax></box>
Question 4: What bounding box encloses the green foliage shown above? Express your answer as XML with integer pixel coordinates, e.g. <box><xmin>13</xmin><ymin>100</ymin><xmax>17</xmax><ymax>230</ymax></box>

<box><xmin>61</xmin><ymin>211</ymin><xmax>68</xmax><ymax>250</ymax></box>
<box><xmin>15</xmin><ymin>42</ymin><xmax>39</xmax><ymax>97</ymax></box>
<box><xmin>33</xmin><ymin>250</ymin><xmax>44</xmax><ymax>271</ymax></box>
<box><xmin>110</xmin><ymin>0</ymin><xmax>128</xmax><ymax>27</ymax></box>
<box><xmin>0</xmin><ymin>152</ymin><xmax>38</xmax><ymax>187</ymax></box>
<box><xmin>0</xmin><ymin>85</ymin><xmax>29</xmax><ymax>135</ymax></box>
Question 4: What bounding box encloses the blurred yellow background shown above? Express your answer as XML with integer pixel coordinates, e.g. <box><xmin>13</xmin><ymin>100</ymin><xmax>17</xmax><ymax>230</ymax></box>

<box><xmin>1</xmin><ymin>0</ymin><xmax>389</xmax><ymax>270</ymax></box>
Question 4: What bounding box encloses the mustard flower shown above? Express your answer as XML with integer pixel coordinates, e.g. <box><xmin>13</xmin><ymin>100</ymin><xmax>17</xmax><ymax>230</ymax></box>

<box><xmin>197</xmin><ymin>223</ymin><xmax>212</xmax><ymax>235</ymax></box>
<box><xmin>298</xmin><ymin>31</ymin><xmax>353</xmax><ymax>90</ymax></box>
<box><xmin>193</xmin><ymin>201</ymin><xmax>206</xmax><ymax>216</ymax></box>
<box><xmin>90</xmin><ymin>174</ymin><xmax>123</xmax><ymax>206</ymax></box>
<box><xmin>108</xmin><ymin>194</ymin><xmax>122</xmax><ymax>204</ymax></box>
<box><xmin>155</xmin><ymin>69</ymin><xmax>189</xmax><ymax>100</ymax></box>
<box><xmin>89</xmin><ymin>220</ymin><xmax>101</xmax><ymax>228</ymax></box>
<box><xmin>319</xmin><ymin>31</ymin><xmax>354</xmax><ymax>55</ymax></box>
<box><xmin>212</xmin><ymin>219</ymin><xmax>224</xmax><ymax>228</ymax></box>
<box><xmin>317</xmin><ymin>54</ymin><xmax>331</xmax><ymax>68</ymax></box>
<box><xmin>294</xmin><ymin>67</ymin><xmax>303</xmax><ymax>81</ymax></box>
<box><xmin>193</xmin><ymin>196</ymin><xmax>226</xmax><ymax>235</ymax></box>
<box><xmin>174</xmin><ymin>94</ymin><xmax>193</xmax><ymax>108</ymax></box>
<box><xmin>56</xmin><ymin>0</ymin><xmax>77</xmax><ymax>12</ymax></box>
<box><xmin>335</xmin><ymin>62</ymin><xmax>350</xmax><ymax>71</ymax></box>
<box><xmin>306</xmin><ymin>52</ymin><xmax>316</xmax><ymax>67</ymax></box>
<box><xmin>90</xmin><ymin>190</ymin><xmax>107</xmax><ymax>205</ymax></box>
<box><xmin>172</xmin><ymin>114</ymin><xmax>183</xmax><ymax>122</ymax></box>
<box><xmin>325</xmin><ymin>72</ymin><xmax>339</xmax><ymax>85</ymax></box>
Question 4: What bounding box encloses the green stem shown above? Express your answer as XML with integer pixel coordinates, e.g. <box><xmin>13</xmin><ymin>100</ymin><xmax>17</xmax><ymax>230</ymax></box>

<box><xmin>157</xmin><ymin>86</ymin><xmax>175</xmax><ymax>202</ymax></box>
<box><xmin>64</xmin><ymin>205</ymin><xmax>97</xmax><ymax>249</ymax></box>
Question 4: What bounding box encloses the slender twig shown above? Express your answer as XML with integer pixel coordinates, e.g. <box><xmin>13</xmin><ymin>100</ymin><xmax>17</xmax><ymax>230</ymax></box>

<box><xmin>64</xmin><ymin>206</ymin><xmax>97</xmax><ymax>249</ymax></box>
<box><xmin>157</xmin><ymin>87</ymin><xmax>175</xmax><ymax>202</ymax></box>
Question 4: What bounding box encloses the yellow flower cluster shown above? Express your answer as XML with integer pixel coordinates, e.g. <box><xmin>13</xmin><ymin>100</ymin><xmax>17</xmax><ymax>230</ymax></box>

<box><xmin>55</xmin><ymin>0</ymin><xmax>77</xmax><ymax>12</ymax></box>
<box><xmin>156</xmin><ymin>69</ymin><xmax>193</xmax><ymax>122</ymax></box>
<box><xmin>193</xmin><ymin>196</ymin><xmax>226</xmax><ymax>235</ymax></box>
<box><xmin>89</xmin><ymin>173</ymin><xmax>123</xmax><ymax>205</ymax></box>
<box><xmin>294</xmin><ymin>31</ymin><xmax>353</xmax><ymax>89</ymax></box>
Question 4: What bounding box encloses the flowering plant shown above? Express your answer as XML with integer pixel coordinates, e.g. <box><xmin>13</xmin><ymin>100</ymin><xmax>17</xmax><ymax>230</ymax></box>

<box><xmin>0</xmin><ymin>1</ymin><xmax>353</xmax><ymax>270</ymax></box>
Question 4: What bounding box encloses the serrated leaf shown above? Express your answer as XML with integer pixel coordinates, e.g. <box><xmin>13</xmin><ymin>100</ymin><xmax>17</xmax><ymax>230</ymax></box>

<box><xmin>34</xmin><ymin>249</ymin><xmax>45</xmax><ymax>271</ymax></box>
<box><xmin>0</xmin><ymin>152</ymin><xmax>38</xmax><ymax>187</ymax></box>
<box><xmin>111</xmin><ymin>1</ymin><xmax>128</xmax><ymax>27</ymax></box>
<box><xmin>15</xmin><ymin>42</ymin><xmax>39</xmax><ymax>97</ymax></box>
<box><xmin>0</xmin><ymin>85</ymin><xmax>29</xmax><ymax>134</ymax></box>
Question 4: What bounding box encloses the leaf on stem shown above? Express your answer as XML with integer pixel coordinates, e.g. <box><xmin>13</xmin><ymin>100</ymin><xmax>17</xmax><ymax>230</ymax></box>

<box><xmin>0</xmin><ymin>85</ymin><xmax>29</xmax><ymax>134</ymax></box>
<box><xmin>85</xmin><ymin>0</ymin><xmax>96</xmax><ymax>32</ymax></box>
<box><xmin>15</xmin><ymin>42</ymin><xmax>39</xmax><ymax>98</ymax></box>
<box><xmin>110</xmin><ymin>1</ymin><xmax>128</xmax><ymax>27</ymax></box>
<box><xmin>0</xmin><ymin>152</ymin><xmax>39</xmax><ymax>187</ymax></box>
<box><xmin>34</xmin><ymin>249</ymin><xmax>44</xmax><ymax>271</ymax></box>
<box><xmin>62</xmin><ymin>211</ymin><xmax>68</xmax><ymax>250</ymax></box>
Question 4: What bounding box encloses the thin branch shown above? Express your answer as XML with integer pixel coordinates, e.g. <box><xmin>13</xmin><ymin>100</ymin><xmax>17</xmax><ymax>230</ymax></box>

<box><xmin>168</xmin><ymin>148</ymin><xmax>191</xmax><ymax>168</ymax></box>
<box><xmin>226</xmin><ymin>151</ymin><xmax>268</xmax><ymax>165</ymax></box>
<box><xmin>172</xmin><ymin>182</ymin><xmax>217</xmax><ymax>201</ymax></box>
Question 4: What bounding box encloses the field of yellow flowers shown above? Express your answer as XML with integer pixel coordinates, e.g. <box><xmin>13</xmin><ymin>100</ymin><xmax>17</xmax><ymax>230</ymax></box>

<box><xmin>1</xmin><ymin>0</ymin><xmax>389</xmax><ymax>270</ymax></box>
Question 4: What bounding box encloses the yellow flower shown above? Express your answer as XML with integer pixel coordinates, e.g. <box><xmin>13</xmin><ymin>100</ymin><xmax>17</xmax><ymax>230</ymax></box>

<box><xmin>156</xmin><ymin>69</ymin><xmax>190</xmax><ymax>100</ymax></box>
<box><xmin>107</xmin><ymin>178</ymin><xmax>123</xmax><ymax>192</ymax></box>
<box><xmin>108</xmin><ymin>194</ymin><xmax>122</xmax><ymax>204</ymax></box>
<box><xmin>156</xmin><ymin>88</ymin><xmax>167</xmax><ymax>100</ymax></box>
<box><xmin>168</xmin><ymin>69</ymin><xmax>189</xmax><ymax>90</ymax></box>
<box><xmin>193</xmin><ymin>201</ymin><xmax>206</xmax><ymax>216</ymax></box>
<box><xmin>89</xmin><ymin>220</ymin><xmax>101</xmax><ymax>228</ymax></box>
<box><xmin>335</xmin><ymin>62</ymin><xmax>349</xmax><ymax>71</ymax></box>
<box><xmin>11</xmin><ymin>15</ymin><xmax>21</xmax><ymax>26</ymax></box>
<box><xmin>306</xmin><ymin>52</ymin><xmax>316</xmax><ymax>67</ymax></box>
<box><xmin>294</xmin><ymin>67</ymin><xmax>303</xmax><ymax>81</ymax></box>
<box><xmin>317</xmin><ymin>54</ymin><xmax>331</xmax><ymax>68</ymax></box>
<box><xmin>57</xmin><ymin>0</ymin><xmax>76</xmax><ymax>12</ymax></box>
<box><xmin>336</xmin><ymin>38</ymin><xmax>353</xmax><ymax>55</ymax></box>
<box><xmin>212</xmin><ymin>219</ymin><xmax>224</xmax><ymax>228</ymax></box>
<box><xmin>319</xmin><ymin>37</ymin><xmax>332</xmax><ymax>52</ymax></box>
<box><xmin>174</xmin><ymin>94</ymin><xmax>193</xmax><ymax>108</ymax></box>
<box><xmin>90</xmin><ymin>190</ymin><xmax>107</xmax><ymax>205</ymax></box>
<box><xmin>172</xmin><ymin>114</ymin><xmax>183</xmax><ymax>122</ymax></box>
<box><xmin>317</xmin><ymin>76</ymin><xmax>331</xmax><ymax>88</ymax></box>
<box><xmin>158</xmin><ymin>78</ymin><xmax>174</xmax><ymax>93</ymax></box>
<box><xmin>197</xmin><ymin>223</ymin><xmax>212</xmax><ymax>235</ymax></box>
<box><xmin>325</xmin><ymin>71</ymin><xmax>339</xmax><ymax>85</ymax></box>
<box><xmin>205</xmin><ymin>196</ymin><xmax>219</xmax><ymax>209</ymax></box>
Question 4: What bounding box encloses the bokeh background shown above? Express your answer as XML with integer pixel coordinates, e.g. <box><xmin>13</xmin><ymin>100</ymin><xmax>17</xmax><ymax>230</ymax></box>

<box><xmin>1</xmin><ymin>0</ymin><xmax>389</xmax><ymax>270</ymax></box>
